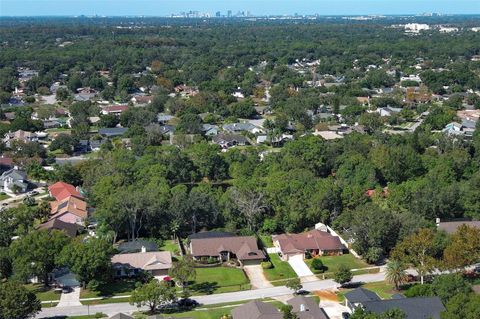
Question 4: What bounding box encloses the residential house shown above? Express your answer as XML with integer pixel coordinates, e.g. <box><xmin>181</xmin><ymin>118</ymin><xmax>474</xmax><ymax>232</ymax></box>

<box><xmin>159</xmin><ymin>125</ymin><xmax>176</xmax><ymax>136</ymax></box>
<box><xmin>111</xmin><ymin>249</ymin><xmax>172</xmax><ymax>279</ymax></box>
<box><xmin>50</xmin><ymin>195</ymin><xmax>88</xmax><ymax>225</ymax></box>
<box><xmin>74</xmin><ymin>87</ymin><xmax>97</xmax><ymax>102</ymax></box>
<box><xmin>212</xmin><ymin>133</ymin><xmax>248</xmax><ymax>149</ymax></box>
<box><xmin>201</xmin><ymin>124</ymin><xmax>219</xmax><ymax>136</ymax></box>
<box><xmin>362</xmin><ymin>297</ymin><xmax>445</xmax><ymax>319</ymax></box>
<box><xmin>157</xmin><ymin>113</ymin><xmax>175</xmax><ymax>124</ymax></box>
<box><xmin>344</xmin><ymin>288</ymin><xmax>445</xmax><ymax>318</ymax></box>
<box><xmin>0</xmin><ymin>169</ymin><xmax>29</xmax><ymax>194</ymax></box>
<box><xmin>232</xmin><ymin>300</ymin><xmax>282</xmax><ymax>319</ymax></box>
<box><xmin>0</xmin><ymin>156</ymin><xmax>13</xmax><ymax>173</ymax></box>
<box><xmin>37</xmin><ymin>218</ymin><xmax>81</xmax><ymax>238</ymax></box>
<box><xmin>442</xmin><ymin>121</ymin><xmax>475</xmax><ymax>138</ymax></box>
<box><xmin>98</xmin><ymin>127</ymin><xmax>128</xmax><ymax>137</ymax></box>
<box><xmin>3</xmin><ymin>130</ymin><xmax>38</xmax><ymax>147</ymax></box>
<box><xmin>48</xmin><ymin>181</ymin><xmax>82</xmax><ymax>201</ymax></box>
<box><xmin>344</xmin><ymin>288</ymin><xmax>381</xmax><ymax>310</ymax></box>
<box><xmin>89</xmin><ymin>139</ymin><xmax>107</xmax><ymax>151</ymax></box>
<box><xmin>376</xmin><ymin>107</ymin><xmax>402</xmax><ymax>117</ymax></box>
<box><xmin>223</xmin><ymin>123</ymin><xmax>264</xmax><ymax>134</ymax></box>
<box><xmin>436</xmin><ymin>218</ymin><xmax>480</xmax><ymax>234</ymax></box>
<box><xmin>189</xmin><ymin>235</ymin><xmax>265</xmax><ymax>266</ymax></box>
<box><xmin>272</xmin><ymin>229</ymin><xmax>346</xmax><ymax>261</ymax></box>
<box><xmin>287</xmin><ymin>296</ymin><xmax>330</xmax><ymax>319</ymax></box>
<box><xmin>101</xmin><ymin>105</ymin><xmax>129</xmax><ymax>116</ymax></box>
<box><xmin>131</xmin><ymin>95</ymin><xmax>153</xmax><ymax>106</ymax></box>
<box><xmin>312</xmin><ymin>130</ymin><xmax>343</xmax><ymax>140</ymax></box>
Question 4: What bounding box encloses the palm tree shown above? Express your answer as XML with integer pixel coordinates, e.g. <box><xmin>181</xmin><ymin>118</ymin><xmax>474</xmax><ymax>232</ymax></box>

<box><xmin>385</xmin><ymin>260</ymin><xmax>408</xmax><ymax>291</ymax></box>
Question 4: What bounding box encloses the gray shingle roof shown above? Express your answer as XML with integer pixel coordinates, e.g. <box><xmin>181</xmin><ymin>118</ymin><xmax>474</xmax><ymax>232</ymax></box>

<box><xmin>98</xmin><ymin>127</ymin><xmax>128</xmax><ymax>137</ymax></box>
<box><xmin>344</xmin><ymin>288</ymin><xmax>381</xmax><ymax>304</ymax></box>
<box><xmin>362</xmin><ymin>297</ymin><xmax>445</xmax><ymax>319</ymax></box>
<box><xmin>287</xmin><ymin>296</ymin><xmax>329</xmax><ymax>319</ymax></box>
<box><xmin>231</xmin><ymin>300</ymin><xmax>282</xmax><ymax>319</ymax></box>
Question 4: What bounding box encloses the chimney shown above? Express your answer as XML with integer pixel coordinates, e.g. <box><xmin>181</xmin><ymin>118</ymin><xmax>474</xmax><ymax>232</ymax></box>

<box><xmin>141</xmin><ymin>246</ymin><xmax>147</xmax><ymax>253</ymax></box>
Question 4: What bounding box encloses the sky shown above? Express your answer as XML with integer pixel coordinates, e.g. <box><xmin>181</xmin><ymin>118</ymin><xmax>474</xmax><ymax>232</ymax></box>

<box><xmin>1</xmin><ymin>0</ymin><xmax>480</xmax><ymax>17</ymax></box>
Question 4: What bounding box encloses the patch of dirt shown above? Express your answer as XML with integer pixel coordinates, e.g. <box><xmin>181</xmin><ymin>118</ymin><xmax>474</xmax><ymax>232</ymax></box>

<box><xmin>314</xmin><ymin>289</ymin><xmax>339</xmax><ymax>302</ymax></box>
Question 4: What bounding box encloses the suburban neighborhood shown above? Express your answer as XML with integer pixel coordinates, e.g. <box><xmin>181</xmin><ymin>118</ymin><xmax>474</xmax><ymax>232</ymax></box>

<box><xmin>0</xmin><ymin>6</ymin><xmax>480</xmax><ymax>319</ymax></box>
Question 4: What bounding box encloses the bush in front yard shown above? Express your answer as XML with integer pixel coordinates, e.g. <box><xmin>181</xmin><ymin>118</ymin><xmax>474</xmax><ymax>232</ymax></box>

<box><xmin>261</xmin><ymin>261</ymin><xmax>273</xmax><ymax>269</ymax></box>
<box><xmin>311</xmin><ymin>258</ymin><xmax>325</xmax><ymax>273</ymax></box>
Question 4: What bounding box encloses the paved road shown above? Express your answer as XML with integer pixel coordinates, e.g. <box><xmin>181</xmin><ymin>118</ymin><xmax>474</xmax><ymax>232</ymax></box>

<box><xmin>36</xmin><ymin>271</ymin><xmax>386</xmax><ymax>318</ymax></box>
<box><xmin>0</xmin><ymin>187</ymin><xmax>47</xmax><ymax>208</ymax></box>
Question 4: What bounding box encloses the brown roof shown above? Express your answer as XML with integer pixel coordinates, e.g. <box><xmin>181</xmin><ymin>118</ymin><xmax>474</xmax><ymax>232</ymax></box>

<box><xmin>50</xmin><ymin>196</ymin><xmax>88</xmax><ymax>220</ymax></box>
<box><xmin>231</xmin><ymin>300</ymin><xmax>282</xmax><ymax>319</ymax></box>
<box><xmin>37</xmin><ymin>218</ymin><xmax>80</xmax><ymax>237</ymax></box>
<box><xmin>49</xmin><ymin>181</ymin><xmax>83</xmax><ymax>201</ymax></box>
<box><xmin>273</xmin><ymin>229</ymin><xmax>345</xmax><ymax>254</ymax></box>
<box><xmin>438</xmin><ymin>221</ymin><xmax>480</xmax><ymax>234</ymax></box>
<box><xmin>104</xmin><ymin>105</ymin><xmax>128</xmax><ymax>113</ymax></box>
<box><xmin>190</xmin><ymin>236</ymin><xmax>265</xmax><ymax>261</ymax></box>
<box><xmin>287</xmin><ymin>296</ymin><xmax>330</xmax><ymax>319</ymax></box>
<box><xmin>111</xmin><ymin>251</ymin><xmax>172</xmax><ymax>271</ymax></box>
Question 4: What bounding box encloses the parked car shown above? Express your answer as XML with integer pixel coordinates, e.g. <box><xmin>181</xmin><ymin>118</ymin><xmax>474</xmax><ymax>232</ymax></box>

<box><xmin>29</xmin><ymin>190</ymin><xmax>39</xmax><ymax>196</ymax></box>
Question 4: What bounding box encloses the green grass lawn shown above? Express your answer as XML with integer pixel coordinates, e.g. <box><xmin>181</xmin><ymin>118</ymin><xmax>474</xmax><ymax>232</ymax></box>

<box><xmin>305</xmin><ymin>254</ymin><xmax>370</xmax><ymax>275</ymax></box>
<box><xmin>259</xmin><ymin>234</ymin><xmax>273</xmax><ymax>248</ymax></box>
<box><xmin>137</xmin><ymin>300</ymin><xmax>284</xmax><ymax>319</ymax></box>
<box><xmin>161</xmin><ymin>239</ymin><xmax>180</xmax><ymax>254</ymax></box>
<box><xmin>80</xmin><ymin>279</ymin><xmax>137</xmax><ymax>299</ymax></box>
<box><xmin>25</xmin><ymin>284</ymin><xmax>61</xmax><ymax>301</ymax></box>
<box><xmin>263</xmin><ymin>253</ymin><xmax>297</xmax><ymax>286</ymax></box>
<box><xmin>0</xmin><ymin>193</ymin><xmax>10</xmax><ymax>201</ymax></box>
<box><xmin>337</xmin><ymin>281</ymin><xmax>396</xmax><ymax>302</ymax></box>
<box><xmin>190</xmin><ymin>267</ymin><xmax>250</xmax><ymax>294</ymax></box>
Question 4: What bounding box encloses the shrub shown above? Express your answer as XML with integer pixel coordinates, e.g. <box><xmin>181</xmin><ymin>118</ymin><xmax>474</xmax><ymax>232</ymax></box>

<box><xmin>86</xmin><ymin>279</ymin><xmax>101</xmax><ymax>291</ymax></box>
<box><xmin>304</xmin><ymin>251</ymin><xmax>312</xmax><ymax>259</ymax></box>
<box><xmin>404</xmin><ymin>283</ymin><xmax>433</xmax><ymax>298</ymax></box>
<box><xmin>311</xmin><ymin>258</ymin><xmax>325</xmax><ymax>273</ymax></box>
<box><xmin>261</xmin><ymin>261</ymin><xmax>273</xmax><ymax>269</ymax></box>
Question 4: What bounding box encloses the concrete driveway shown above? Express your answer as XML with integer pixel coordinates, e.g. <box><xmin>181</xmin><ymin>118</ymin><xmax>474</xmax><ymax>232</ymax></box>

<box><xmin>244</xmin><ymin>265</ymin><xmax>273</xmax><ymax>289</ymax></box>
<box><xmin>288</xmin><ymin>254</ymin><xmax>315</xmax><ymax>282</ymax></box>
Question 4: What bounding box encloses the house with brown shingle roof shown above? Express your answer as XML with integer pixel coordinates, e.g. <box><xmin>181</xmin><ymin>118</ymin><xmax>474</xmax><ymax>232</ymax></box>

<box><xmin>37</xmin><ymin>218</ymin><xmax>81</xmax><ymax>237</ymax></box>
<box><xmin>50</xmin><ymin>195</ymin><xmax>88</xmax><ymax>225</ymax></box>
<box><xmin>272</xmin><ymin>229</ymin><xmax>345</xmax><ymax>261</ymax></box>
<box><xmin>189</xmin><ymin>235</ymin><xmax>265</xmax><ymax>266</ymax></box>
<box><xmin>111</xmin><ymin>249</ymin><xmax>172</xmax><ymax>278</ymax></box>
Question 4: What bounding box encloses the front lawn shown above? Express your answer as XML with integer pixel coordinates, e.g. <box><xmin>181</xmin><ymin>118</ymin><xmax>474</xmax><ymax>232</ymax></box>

<box><xmin>190</xmin><ymin>267</ymin><xmax>250</xmax><ymax>294</ymax></box>
<box><xmin>25</xmin><ymin>283</ymin><xmax>61</xmax><ymax>301</ymax></box>
<box><xmin>305</xmin><ymin>254</ymin><xmax>370</xmax><ymax>275</ymax></box>
<box><xmin>337</xmin><ymin>281</ymin><xmax>396</xmax><ymax>302</ymax></box>
<box><xmin>0</xmin><ymin>193</ymin><xmax>10</xmax><ymax>201</ymax></box>
<box><xmin>80</xmin><ymin>279</ymin><xmax>137</xmax><ymax>299</ymax></box>
<box><xmin>263</xmin><ymin>253</ymin><xmax>297</xmax><ymax>286</ymax></box>
<box><xmin>138</xmin><ymin>300</ymin><xmax>284</xmax><ymax>319</ymax></box>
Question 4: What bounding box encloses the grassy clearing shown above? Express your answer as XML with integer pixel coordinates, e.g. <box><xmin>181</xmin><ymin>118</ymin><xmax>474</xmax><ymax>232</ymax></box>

<box><xmin>263</xmin><ymin>253</ymin><xmax>297</xmax><ymax>286</ymax></box>
<box><xmin>80</xmin><ymin>279</ymin><xmax>137</xmax><ymax>299</ymax></box>
<box><xmin>161</xmin><ymin>239</ymin><xmax>180</xmax><ymax>254</ymax></box>
<box><xmin>0</xmin><ymin>193</ymin><xmax>10</xmax><ymax>201</ymax></box>
<box><xmin>190</xmin><ymin>267</ymin><xmax>250</xmax><ymax>294</ymax></box>
<box><xmin>259</xmin><ymin>234</ymin><xmax>273</xmax><ymax>247</ymax></box>
<box><xmin>25</xmin><ymin>283</ymin><xmax>61</xmax><ymax>301</ymax></box>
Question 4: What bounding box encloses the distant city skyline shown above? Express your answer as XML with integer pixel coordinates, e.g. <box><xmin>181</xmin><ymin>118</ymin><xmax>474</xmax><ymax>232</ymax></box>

<box><xmin>1</xmin><ymin>0</ymin><xmax>480</xmax><ymax>17</ymax></box>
